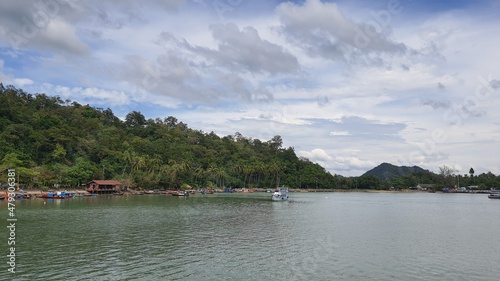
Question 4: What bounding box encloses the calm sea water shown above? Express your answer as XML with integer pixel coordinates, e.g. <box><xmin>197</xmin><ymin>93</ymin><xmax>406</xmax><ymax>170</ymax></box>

<box><xmin>1</xmin><ymin>192</ymin><xmax>499</xmax><ymax>280</ymax></box>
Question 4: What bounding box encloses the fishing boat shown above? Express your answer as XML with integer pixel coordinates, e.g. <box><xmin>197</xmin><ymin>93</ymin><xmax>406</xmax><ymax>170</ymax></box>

<box><xmin>40</xmin><ymin>191</ymin><xmax>74</xmax><ymax>199</ymax></box>
<box><xmin>488</xmin><ymin>192</ymin><xmax>500</xmax><ymax>199</ymax></box>
<box><xmin>172</xmin><ymin>191</ymin><xmax>189</xmax><ymax>196</ymax></box>
<box><xmin>271</xmin><ymin>188</ymin><xmax>288</xmax><ymax>201</ymax></box>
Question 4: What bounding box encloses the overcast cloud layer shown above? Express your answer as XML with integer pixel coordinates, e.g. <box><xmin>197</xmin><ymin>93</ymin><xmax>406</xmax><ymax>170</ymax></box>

<box><xmin>1</xmin><ymin>0</ymin><xmax>499</xmax><ymax>176</ymax></box>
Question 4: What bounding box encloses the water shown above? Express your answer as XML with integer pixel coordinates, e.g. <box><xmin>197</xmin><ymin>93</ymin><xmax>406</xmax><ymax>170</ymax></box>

<box><xmin>1</xmin><ymin>192</ymin><xmax>499</xmax><ymax>280</ymax></box>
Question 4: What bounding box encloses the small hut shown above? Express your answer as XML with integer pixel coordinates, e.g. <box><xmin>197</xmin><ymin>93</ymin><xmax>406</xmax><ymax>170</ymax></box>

<box><xmin>86</xmin><ymin>180</ymin><xmax>121</xmax><ymax>194</ymax></box>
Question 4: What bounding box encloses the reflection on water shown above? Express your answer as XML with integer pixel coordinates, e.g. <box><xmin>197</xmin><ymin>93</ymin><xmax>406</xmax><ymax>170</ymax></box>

<box><xmin>1</xmin><ymin>193</ymin><xmax>499</xmax><ymax>280</ymax></box>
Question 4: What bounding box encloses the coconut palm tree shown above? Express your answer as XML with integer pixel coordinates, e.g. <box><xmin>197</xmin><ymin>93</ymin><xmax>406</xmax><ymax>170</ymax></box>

<box><xmin>469</xmin><ymin>167</ymin><xmax>475</xmax><ymax>184</ymax></box>
<box><xmin>147</xmin><ymin>157</ymin><xmax>163</xmax><ymax>176</ymax></box>
<box><xmin>194</xmin><ymin>166</ymin><xmax>206</xmax><ymax>187</ymax></box>
<box><xmin>253</xmin><ymin>162</ymin><xmax>266</xmax><ymax>188</ymax></box>
<box><xmin>215</xmin><ymin>166</ymin><xmax>226</xmax><ymax>188</ymax></box>
<box><xmin>269</xmin><ymin>161</ymin><xmax>283</xmax><ymax>188</ymax></box>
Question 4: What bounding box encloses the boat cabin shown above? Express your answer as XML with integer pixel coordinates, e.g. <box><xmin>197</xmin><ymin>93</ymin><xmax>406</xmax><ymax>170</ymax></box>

<box><xmin>86</xmin><ymin>180</ymin><xmax>121</xmax><ymax>194</ymax></box>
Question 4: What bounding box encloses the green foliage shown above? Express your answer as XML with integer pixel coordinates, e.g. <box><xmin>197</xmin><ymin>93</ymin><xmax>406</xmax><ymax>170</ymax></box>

<box><xmin>2</xmin><ymin>86</ymin><xmax>499</xmax><ymax>190</ymax></box>
<box><xmin>0</xmin><ymin>85</ymin><xmax>342</xmax><ymax>189</ymax></box>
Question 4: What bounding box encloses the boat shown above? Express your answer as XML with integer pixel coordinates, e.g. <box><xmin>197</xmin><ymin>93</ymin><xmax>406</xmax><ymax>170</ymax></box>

<box><xmin>14</xmin><ymin>193</ymin><xmax>32</xmax><ymax>199</ymax></box>
<box><xmin>488</xmin><ymin>192</ymin><xmax>500</xmax><ymax>199</ymax></box>
<box><xmin>172</xmin><ymin>191</ymin><xmax>189</xmax><ymax>196</ymax></box>
<box><xmin>40</xmin><ymin>191</ymin><xmax>74</xmax><ymax>199</ymax></box>
<box><xmin>271</xmin><ymin>188</ymin><xmax>288</xmax><ymax>201</ymax></box>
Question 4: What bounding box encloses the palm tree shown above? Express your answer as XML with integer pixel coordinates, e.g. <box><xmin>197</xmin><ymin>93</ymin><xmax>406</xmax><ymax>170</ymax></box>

<box><xmin>269</xmin><ymin>162</ymin><xmax>283</xmax><ymax>188</ymax></box>
<box><xmin>125</xmin><ymin>111</ymin><xmax>146</xmax><ymax>127</ymax></box>
<box><xmin>253</xmin><ymin>162</ymin><xmax>266</xmax><ymax>188</ymax></box>
<box><xmin>147</xmin><ymin>157</ymin><xmax>163</xmax><ymax>176</ymax></box>
<box><xmin>134</xmin><ymin>156</ymin><xmax>146</xmax><ymax>172</ymax></box>
<box><xmin>207</xmin><ymin>164</ymin><xmax>218</xmax><ymax>187</ymax></box>
<box><xmin>242</xmin><ymin>165</ymin><xmax>252</xmax><ymax>188</ymax></box>
<box><xmin>215</xmin><ymin>167</ymin><xmax>226</xmax><ymax>188</ymax></box>
<box><xmin>232</xmin><ymin>163</ymin><xmax>245</xmax><ymax>185</ymax></box>
<box><xmin>194</xmin><ymin>166</ymin><xmax>206</xmax><ymax>186</ymax></box>
<box><xmin>166</xmin><ymin>160</ymin><xmax>190</xmax><ymax>187</ymax></box>
<box><xmin>469</xmin><ymin>167</ymin><xmax>475</xmax><ymax>184</ymax></box>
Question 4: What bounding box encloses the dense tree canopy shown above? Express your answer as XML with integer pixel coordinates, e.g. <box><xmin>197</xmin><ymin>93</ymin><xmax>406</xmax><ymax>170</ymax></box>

<box><xmin>1</xmin><ymin>85</ymin><xmax>500</xmax><ymax>190</ymax></box>
<box><xmin>0</xmin><ymin>85</ymin><xmax>341</xmax><ymax>189</ymax></box>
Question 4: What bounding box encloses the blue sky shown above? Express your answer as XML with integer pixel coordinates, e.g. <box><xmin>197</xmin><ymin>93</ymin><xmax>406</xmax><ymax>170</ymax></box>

<box><xmin>1</xmin><ymin>0</ymin><xmax>499</xmax><ymax>176</ymax></box>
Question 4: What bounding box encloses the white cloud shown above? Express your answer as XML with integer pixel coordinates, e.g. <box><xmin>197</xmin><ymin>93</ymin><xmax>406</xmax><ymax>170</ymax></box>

<box><xmin>276</xmin><ymin>0</ymin><xmax>407</xmax><ymax>64</ymax></box>
<box><xmin>40</xmin><ymin>19</ymin><xmax>89</xmax><ymax>54</ymax></box>
<box><xmin>41</xmin><ymin>83</ymin><xmax>130</xmax><ymax>106</ymax></box>
<box><xmin>1</xmin><ymin>0</ymin><xmax>499</xmax><ymax>177</ymax></box>
<box><xmin>13</xmin><ymin>78</ymin><xmax>34</xmax><ymax>87</ymax></box>
<box><xmin>299</xmin><ymin>148</ymin><xmax>332</xmax><ymax>162</ymax></box>
<box><xmin>330</xmin><ymin>131</ymin><xmax>350</xmax><ymax>136</ymax></box>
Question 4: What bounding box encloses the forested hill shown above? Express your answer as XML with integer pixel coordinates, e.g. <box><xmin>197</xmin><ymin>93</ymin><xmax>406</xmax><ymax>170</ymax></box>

<box><xmin>362</xmin><ymin>162</ymin><xmax>431</xmax><ymax>180</ymax></box>
<box><xmin>0</xmin><ymin>84</ymin><xmax>339</xmax><ymax>189</ymax></box>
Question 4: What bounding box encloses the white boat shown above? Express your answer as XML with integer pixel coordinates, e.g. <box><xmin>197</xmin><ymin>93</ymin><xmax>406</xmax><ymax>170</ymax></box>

<box><xmin>488</xmin><ymin>192</ymin><xmax>500</xmax><ymax>199</ymax></box>
<box><xmin>172</xmin><ymin>191</ymin><xmax>189</xmax><ymax>196</ymax></box>
<box><xmin>271</xmin><ymin>188</ymin><xmax>288</xmax><ymax>201</ymax></box>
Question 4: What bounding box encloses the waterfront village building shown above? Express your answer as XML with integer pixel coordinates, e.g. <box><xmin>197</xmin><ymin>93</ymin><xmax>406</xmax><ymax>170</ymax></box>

<box><xmin>415</xmin><ymin>184</ymin><xmax>435</xmax><ymax>191</ymax></box>
<box><xmin>86</xmin><ymin>180</ymin><xmax>121</xmax><ymax>194</ymax></box>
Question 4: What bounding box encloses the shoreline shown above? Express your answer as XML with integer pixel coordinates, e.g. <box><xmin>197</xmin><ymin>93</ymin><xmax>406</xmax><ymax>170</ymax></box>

<box><xmin>12</xmin><ymin>188</ymin><xmax>492</xmax><ymax>195</ymax></box>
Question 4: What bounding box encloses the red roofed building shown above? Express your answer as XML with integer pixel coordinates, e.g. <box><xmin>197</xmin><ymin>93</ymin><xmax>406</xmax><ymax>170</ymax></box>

<box><xmin>86</xmin><ymin>180</ymin><xmax>122</xmax><ymax>194</ymax></box>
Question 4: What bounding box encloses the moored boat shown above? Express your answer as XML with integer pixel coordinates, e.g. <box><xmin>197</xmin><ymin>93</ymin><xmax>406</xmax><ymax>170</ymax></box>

<box><xmin>172</xmin><ymin>191</ymin><xmax>189</xmax><ymax>196</ymax></box>
<box><xmin>40</xmin><ymin>191</ymin><xmax>74</xmax><ymax>199</ymax></box>
<box><xmin>488</xmin><ymin>192</ymin><xmax>500</xmax><ymax>199</ymax></box>
<box><xmin>271</xmin><ymin>188</ymin><xmax>288</xmax><ymax>201</ymax></box>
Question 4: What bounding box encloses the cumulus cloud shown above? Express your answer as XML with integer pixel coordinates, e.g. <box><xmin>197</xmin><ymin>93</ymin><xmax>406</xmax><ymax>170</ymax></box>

<box><xmin>334</xmin><ymin>156</ymin><xmax>375</xmax><ymax>170</ymax></box>
<box><xmin>121</xmin><ymin>22</ymin><xmax>298</xmax><ymax>104</ymax></box>
<box><xmin>13</xmin><ymin>78</ymin><xmax>34</xmax><ymax>87</ymax></box>
<box><xmin>118</xmin><ymin>52</ymin><xmax>276</xmax><ymax>105</ymax></box>
<box><xmin>299</xmin><ymin>148</ymin><xmax>332</xmax><ymax>162</ymax></box>
<box><xmin>39</xmin><ymin>19</ymin><xmax>89</xmax><ymax>54</ymax></box>
<box><xmin>159</xmin><ymin>23</ymin><xmax>299</xmax><ymax>75</ymax></box>
<box><xmin>41</xmin><ymin>83</ymin><xmax>130</xmax><ymax>106</ymax></box>
<box><xmin>0</xmin><ymin>0</ymin><xmax>186</xmax><ymax>52</ymax></box>
<box><xmin>276</xmin><ymin>0</ymin><xmax>407</xmax><ymax>64</ymax></box>
<box><xmin>0</xmin><ymin>1</ymin><xmax>88</xmax><ymax>54</ymax></box>
<box><xmin>206</xmin><ymin>23</ymin><xmax>299</xmax><ymax>75</ymax></box>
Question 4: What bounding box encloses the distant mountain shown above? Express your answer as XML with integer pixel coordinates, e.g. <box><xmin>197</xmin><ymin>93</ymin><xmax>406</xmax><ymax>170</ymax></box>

<box><xmin>362</xmin><ymin>163</ymin><xmax>432</xmax><ymax>180</ymax></box>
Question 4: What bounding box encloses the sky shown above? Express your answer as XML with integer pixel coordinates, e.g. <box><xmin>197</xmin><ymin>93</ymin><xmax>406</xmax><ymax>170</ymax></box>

<box><xmin>0</xmin><ymin>0</ymin><xmax>499</xmax><ymax>176</ymax></box>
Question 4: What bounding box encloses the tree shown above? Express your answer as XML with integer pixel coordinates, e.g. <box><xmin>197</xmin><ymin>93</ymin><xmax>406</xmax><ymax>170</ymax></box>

<box><xmin>66</xmin><ymin>157</ymin><xmax>95</xmax><ymax>186</ymax></box>
<box><xmin>439</xmin><ymin>165</ymin><xmax>456</xmax><ymax>177</ymax></box>
<box><xmin>469</xmin><ymin>167</ymin><xmax>475</xmax><ymax>184</ymax></box>
<box><xmin>2</xmin><ymin>85</ymin><xmax>429</xmax><ymax>191</ymax></box>
<box><xmin>51</xmin><ymin>144</ymin><xmax>67</xmax><ymax>162</ymax></box>
<box><xmin>357</xmin><ymin>175</ymin><xmax>381</xmax><ymax>189</ymax></box>
<box><xmin>269</xmin><ymin>161</ymin><xmax>283</xmax><ymax>188</ymax></box>
<box><xmin>125</xmin><ymin>111</ymin><xmax>146</xmax><ymax>127</ymax></box>
<box><xmin>269</xmin><ymin>135</ymin><xmax>283</xmax><ymax>151</ymax></box>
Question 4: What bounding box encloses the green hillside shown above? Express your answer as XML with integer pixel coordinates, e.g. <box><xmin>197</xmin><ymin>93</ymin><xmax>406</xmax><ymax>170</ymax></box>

<box><xmin>2</xmin><ymin>84</ymin><xmax>500</xmax><ymax>191</ymax></box>
<box><xmin>0</xmin><ymin>84</ymin><xmax>339</xmax><ymax>190</ymax></box>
